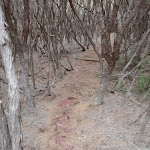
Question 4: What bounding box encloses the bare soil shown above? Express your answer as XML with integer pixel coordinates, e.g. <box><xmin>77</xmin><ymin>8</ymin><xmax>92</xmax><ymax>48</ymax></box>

<box><xmin>1</xmin><ymin>48</ymin><xmax>150</xmax><ymax>150</ymax></box>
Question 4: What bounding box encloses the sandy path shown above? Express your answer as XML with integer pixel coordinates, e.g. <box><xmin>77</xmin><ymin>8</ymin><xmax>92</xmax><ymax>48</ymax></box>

<box><xmin>22</xmin><ymin>49</ymin><xmax>150</xmax><ymax>150</ymax></box>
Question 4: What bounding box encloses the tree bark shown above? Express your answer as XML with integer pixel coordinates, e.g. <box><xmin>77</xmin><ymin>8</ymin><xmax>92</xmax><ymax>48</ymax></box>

<box><xmin>19</xmin><ymin>45</ymin><xmax>35</xmax><ymax>108</ymax></box>
<box><xmin>19</xmin><ymin>0</ymin><xmax>35</xmax><ymax>108</ymax></box>
<box><xmin>2</xmin><ymin>0</ymin><xmax>35</xmax><ymax>108</ymax></box>
<box><xmin>0</xmin><ymin>4</ymin><xmax>23</xmax><ymax>150</ymax></box>
<box><xmin>0</xmin><ymin>102</ymin><xmax>12</xmax><ymax>150</ymax></box>
<box><xmin>94</xmin><ymin>66</ymin><xmax>113</xmax><ymax>105</ymax></box>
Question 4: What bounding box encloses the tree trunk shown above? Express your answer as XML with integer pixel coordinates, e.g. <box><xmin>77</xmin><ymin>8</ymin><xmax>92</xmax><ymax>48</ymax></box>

<box><xmin>0</xmin><ymin>4</ymin><xmax>23</xmax><ymax>150</ymax></box>
<box><xmin>0</xmin><ymin>102</ymin><xmax>12</xmax><ymax>150</ymax></box>
<box><xmin>20</xmin><ymin>0</ymin><xmax>35</xmax><ymax>108</ymax></box>
<box><xmin>94</xmin><ymin>65</ymin><xmax>113</xmax><ymax>105</ymax></box>
<box><xmin>2</xmin><ymin>0</ymin><xmax>35</xmax><ymax>108</ymax></box>
<box><xmin>19</xmin><ymin>44</ymin><xmax>35</xmax><ymax>108</ymax></box>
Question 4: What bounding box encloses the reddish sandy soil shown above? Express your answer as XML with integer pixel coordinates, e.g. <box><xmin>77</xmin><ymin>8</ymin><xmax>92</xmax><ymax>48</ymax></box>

<box><xmin>17</xmin><ymin>49</ymin><xmax>150</xmax><ymax>150</ymax></box>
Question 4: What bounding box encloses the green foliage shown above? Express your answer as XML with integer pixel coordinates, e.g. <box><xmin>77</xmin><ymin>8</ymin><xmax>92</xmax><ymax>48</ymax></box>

<box><xmin>136</xmin><ymin>76</ymin><xmax>150</xmax><ymax>94</ymax></box>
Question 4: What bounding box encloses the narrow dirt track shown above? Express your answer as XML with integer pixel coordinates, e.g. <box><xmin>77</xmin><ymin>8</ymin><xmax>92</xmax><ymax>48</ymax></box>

<box><xmin>22</xmin><ymin>49</ymin><xmax>150</xmax><ymax>150</ymax></box>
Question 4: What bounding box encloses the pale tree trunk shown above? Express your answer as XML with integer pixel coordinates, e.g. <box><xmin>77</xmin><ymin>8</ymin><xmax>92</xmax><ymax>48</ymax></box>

<box><xmin>20</xmin><ymin>0</ymin><xmax>35</xmax><ymax>108</ymax></box>
<box><xmin>0</xmin><ymin>4</ymin><xmax>23</xmax><ymax>150</ymax></box>
<box><xmin>0</xmin><ymin>102</ymin><xmax>12</xmax><ymax>150</ymax></box>
<box><xmin>19</xmin><ymin>45</ymin><xmax>35</xmax><ymax>108</ymax></box>
<box><xmin>2</xmin><ymin>0</ymin><xmax>35</xmax><ymax>108</ymax></box>
<box><xmin>94</xmin><ymin>65</ymin><xmax>113</xmax><ymax>105</ymax></box>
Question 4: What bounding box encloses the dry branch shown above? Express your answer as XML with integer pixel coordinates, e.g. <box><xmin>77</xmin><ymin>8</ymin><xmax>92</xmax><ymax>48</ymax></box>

<box><xmin>136</xmin><ymin>103</ymin><xmax>150</xmax><ymax>144</ymax></box>
<box><xmin>75</xmin><ymin>57</ymin><xmax>100</xmax><ymax>62</ymax></box>
<box><xmin>121</xmin><ymin>0</ymin><xmax>146</xmax><ymax>31</ymax></box>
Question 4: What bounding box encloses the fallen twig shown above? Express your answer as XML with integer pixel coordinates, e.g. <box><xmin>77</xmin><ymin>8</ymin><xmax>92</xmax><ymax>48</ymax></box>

<box><xmin>136</xmin><ymin>103</ymin><xmax>150</xmax><ymax>144</ymax></box>
<box><xmin>75</xmin><ymin>57</ymin><xmax>100</xmax><ymax>62</ymax></box>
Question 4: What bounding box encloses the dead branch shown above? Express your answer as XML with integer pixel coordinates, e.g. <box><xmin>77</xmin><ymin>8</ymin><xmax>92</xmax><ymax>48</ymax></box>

<box><xmin>121</xmin><ymin>0</ymin><xmax>145</xmax><ymax>31</ymax></box>
<box><xmin>117</xmin><ymin>43</ymin><xmax>150</xmax><ymax>89</ymax></box>
<box><xmin>130</xmin><ymin>109</ymin><xmax>147</xmax><ymax>125</ymax></box>
<box><xmin>122</xmin><ymin>29</ymin><xmax>150</xmax><ymax>73</ymax></box>
<box><xmin>75</xmin><ymin>57</ymin><xmax>100</xmax><ymax>62</ymax></box>
<box><xmin>59</xmin><ymin>41</ymin><xmax>73</xmax><ymax>71</ymax></box>
<box><xmin>140</xmin><ymin>89</ymin><xmax>150</xmax><ymax>102</ymax></box>
<box><xmin>68</xmin><ymin>0</ymin><xmax>103</xmax><ymax>70</ymax></box>
<box><xmin>127</xmin><ymin>91</ymin><xmax>149</xmax><ymax>109</ymax></box>
<box><xmin>136</xmin><ymin>103</ymin><xmax>150</xmax><ymax>144</ymax></box>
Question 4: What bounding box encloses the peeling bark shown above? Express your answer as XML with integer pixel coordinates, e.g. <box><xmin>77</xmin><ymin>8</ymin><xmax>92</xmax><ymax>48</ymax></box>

<box><xmin>0</xmin><ymin>4</ymin><xmax>23</xmax><ymax>150</ymax></box>
<box><xmin>19</xmin><ymin>45</ymin><xmax>35</xmax><ymax>108</ymax></box>
<box><xmin>21</xmin><ymin>0</ymin><xmax>35</xmax><ymax>108</ymax></box>
<box><xmin>0</xmin><ymin>102</ymin><xmax>12</xmax><ymax>150</ymax></box>
<box><xmin>2</xmin><ymin>0</ymin><xmax>35</xmax><ymax>108</ymax></box>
